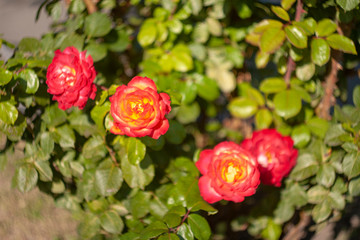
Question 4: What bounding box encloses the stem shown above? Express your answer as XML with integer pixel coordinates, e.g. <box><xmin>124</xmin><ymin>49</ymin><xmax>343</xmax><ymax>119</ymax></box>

<box><xmin>174</xmin><ymin>208</ymin><xmax>192</xmax><ymax>232</ymax></box>
<box><xmin>103</xmin><ymin>136</ymin><xmax>119</xmax><ymax>166</ymax></box>
<box><xmin>283</xmin><ymin>212</ymin><xmax>310</xmax><ymax>240</ymax></box>
<box><xmin>283</xmin><ymin>0</ymin><xmax>303</xmax><ymax>85</ymax></box>
<box><xmin>83</xmin><ymin>0</ymin><xmax>97</xmax><ymax>14</ymax></box>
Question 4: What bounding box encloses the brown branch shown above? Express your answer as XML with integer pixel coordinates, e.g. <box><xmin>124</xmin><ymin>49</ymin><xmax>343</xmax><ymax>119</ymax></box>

<box><xmin>283</xmin><ymin>212</ymin><xmax>311</xmax><ymax>240</ymax></box>
<box><xmin>83</xmin><ymin>0</ymin><xmax>97</xmax><ymax>14</ymax></box>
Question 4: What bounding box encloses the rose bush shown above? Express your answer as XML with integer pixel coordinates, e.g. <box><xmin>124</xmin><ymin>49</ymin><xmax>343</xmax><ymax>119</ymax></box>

<box><xmin>109</xmin><ymin>76</ymin><xmax>171</xmax><ymax>139</ymax></box>
<box><xmin>196</xmin><ymin>141</ymin><xmax>260</xmax><ymax>203</ymax></box>
<box><xmin>46</xmin><ymin>46</ymin><xmax>97</xmax><ymax>110</ymax></box>
<box><xmin>241</xmin><ymin>129</ymin><xmax>298</xmax><ymax>187</ymax></box>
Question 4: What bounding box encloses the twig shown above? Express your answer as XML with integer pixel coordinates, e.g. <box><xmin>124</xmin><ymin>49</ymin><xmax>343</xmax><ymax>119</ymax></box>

<box><xmin>283</xmin><ymin>212</ymin><xmax>311</xmax><ymax>240</ymax></box>
<box><xmin>103</xmin><ymin>136</ymin><xmax>119</xmax><ymax>166</ymax></box>
<box><xmin>83</xmin><ymin>0</ymin><xmax>97</xmax><ymax>14</ymax></box>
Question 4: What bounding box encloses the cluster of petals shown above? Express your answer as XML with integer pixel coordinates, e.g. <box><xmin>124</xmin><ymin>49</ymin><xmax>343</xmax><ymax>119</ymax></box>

<box><xmin>46</xmin><ymin>46</ymin><xmax>97</xmax><ymax>110</ymax></box>
<box><xmin>109</xmin><ymin>76</ymin><xmax>171</xmax><ymax>139</ymax></box>
<box><xmin>196</xmin><ymin>129</ymin><xmax>298</xmax><ymax>204</ymax></box>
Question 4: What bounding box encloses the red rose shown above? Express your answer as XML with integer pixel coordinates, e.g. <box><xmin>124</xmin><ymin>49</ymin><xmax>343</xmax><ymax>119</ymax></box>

<box><xmin>46</xmin><ymin>46</ymin><xmax>97</xmax><ymax>110</ymax></box>
<box><xmin>109</xmin><ymin>76</ymin><xmax>171</xmax><ymax>139</ymax></box>
<box><xmin>241</xmin><ymin>129</ymin><xmax>298</xmax><ymax>187</ymax></box>
<box><xmin>196</xmin><ymin>141</ymin><xmax>260</xmax><ymax>204</ymax></box>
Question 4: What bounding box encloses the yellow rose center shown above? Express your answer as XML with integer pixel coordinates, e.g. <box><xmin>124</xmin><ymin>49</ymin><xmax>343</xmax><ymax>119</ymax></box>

<box><xmin>61</xmin><ymin>66</ymin><xmax>76</xmax><ymax>86</ymax></box>
<box><xmin>128</xmin><ymin>97</ymin><xmax>152</xmax><ymax>120</ymax></box>
<box><xmin>222</xmin><ymin>162</ymin><xmax>244</xmax><ymax>183</ymax></box>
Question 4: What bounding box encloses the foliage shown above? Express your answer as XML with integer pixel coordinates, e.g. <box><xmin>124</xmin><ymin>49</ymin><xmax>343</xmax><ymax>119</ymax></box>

<box><xmin>1</xmin><ymin>0</ymin><xmax>360</xmax><ymax>239</ymax></box>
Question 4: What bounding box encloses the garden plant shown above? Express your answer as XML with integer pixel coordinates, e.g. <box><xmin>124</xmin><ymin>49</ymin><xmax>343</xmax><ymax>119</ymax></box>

<box><xmin>1</xmin><ymin>0</ymin><xmax>360</xmax><ymax>239</ymax></box>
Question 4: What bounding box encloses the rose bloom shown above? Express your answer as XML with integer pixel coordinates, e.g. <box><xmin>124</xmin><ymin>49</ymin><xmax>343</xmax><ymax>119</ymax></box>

<box><xmin>109</xmin><ymin>76</ymin><xmax>171</xmax><ymax>139</ymax></box>
<box><xmin>241</xmin><ymin>129</ymin><xmax>298</xmax><ymax>187</ymax></box>
<box><xmin>195</xmin><ymin>141</ymin><xmax>260</xmax><ymax>204</ymax></box>
<box><xmin>46</xmin><ymin>46</ymin><xmax>97</xmax><ymax>110</ymax></box>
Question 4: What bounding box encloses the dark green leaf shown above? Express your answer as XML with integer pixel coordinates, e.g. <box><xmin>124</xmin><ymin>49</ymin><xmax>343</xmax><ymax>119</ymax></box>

<box><xmin>324</xmin><ymin>124</ymin><xmax>346</xmax><ymax>146</ymax></box>
<box><xmin>95</xmin><ymin>159</ymin><xmax>122</xmax><ymax>196</ymax></box>
<box><xmin>90</xmin><ymin>101</ymin><xmax>111</xmax><ymax>134</ymax></box>
<box><xmin>342</xmin><ymin>151</ymin><xmax>360</xmax><ymax>179</ymax></box>
<box><xmin>18</xmin><ymin>37</ymin><xmax>40</xmax><ymax>52</ymax></box>
<box><xmin>53</xmin><ymin>125</ymin><xmax>75</xmax><ymax>149</ymax></box>
<box><xmin>290</xmin><ymin>153</ymin><xmax>319</xmax><ymax>181</ymax></box>
<box><xmin>307</xmin><ymin>185</ymin><xmax>328</xmax><ymax>204</ymax></box>
<box><xmin>85</xmin><ymin>42</ymin><xmax>107</xmax><ymax>62</ymax></box>
<box><xmin>316</xmin><ymin>164</ymin><xmax>336</xmax><ymax>188</ymax></box>
<box><xmin>165</xmin><ymin>120</ymin><xmax>186</xmax><ymax>144</ymax></box>
<box><xmin>312</xmin><ymin>201</ymin><xmax>331</xmax><ymax>223</ymax></box>
<box><xmin>188</xmin><ymin>214</ymin><xmax>211</xmax><ymax>240</ymax></box>
<box><xmin>82</xmin><ymin>135</ymin><xmax>108</xmax><ymax>161</ymax></box>
<box><xmin>140</xmin><ymin>221</ymin><xmax>168</xmax><ymax>239</ymax></box>
<box><xmin>311</xmin><ymin>38</ymin><xmax>330</xmax><ymax>66</ymax></box>
<box><xmin>349</xmin><ymin>177</ymin><xmax>360</xmax><ymax>196</ymax></box>
<box><xmin>40</xmin><ymin>132</ymin><xmax>54</xmax><ymax>155</ymax></box>
<box><xmin>84</xmin><ymin>12</ymin><xmax>112</xmax><ymax>37</ymax></box>
<box><xmin>42</xmin><ymin>104</ymin><xmax>67</xmax><ymax>127</ymax></box>
<box><xmin>164</xmin><ymin>213</ymin><xmax>182</xmax><ymax>228</ymax></box>
<box><xmin>353</xmin><ymin>85</ymin><xmax>360</xmax><ymax>108</ymax></box>
<box><xmin>34</xmin><ymin>160</ymin><xmax>53</xmax><ymax>182</ymax></box>
<box><xmin>130</xmin><ymin>191</ymin><xmax>151</xmax><ymax>219</ymax></box>
<box><xmin>177</xmin><ymin>223</ymin><xmax>194</xmax><ymax>240</ymax></box>
<box><xmin>78</xmin><ymin>213</ymin><xmax>101</xmax><ymax>239</ymax></box>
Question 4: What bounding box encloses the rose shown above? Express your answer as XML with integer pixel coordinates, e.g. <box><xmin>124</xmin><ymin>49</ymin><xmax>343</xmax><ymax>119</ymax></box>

<box><xmin>195</xmin><ymin>141</ymin><xmax>260</xmax><ymax>204</ymax></box>
<box><xmin>241</xmin><ymin>129</ymin><xmax>298</xmax><ymax>187</ymax></box>
<box><xmin>46</xmin><ymin>46</ymin><xmax>97</xmax><ymax>110</ymax></box>
<box><xmin>109</xmin><ymin>76</ymin><xmax>171</xmax><ymax>139</ymax></box>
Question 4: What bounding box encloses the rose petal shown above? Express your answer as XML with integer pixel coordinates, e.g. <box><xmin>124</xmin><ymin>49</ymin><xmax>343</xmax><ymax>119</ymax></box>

<box><xmin>196</xmin><ymin>149</ymin><xmax>213</xmax><ymax>175</ymax></box>
<box><xmin>128</xmin><ymin>76</ymin><xmax>157</xmax><ymax>91</ymax></box>
<box><xmin>198</xmin><ymin>176</ymin><xmax>223</xmax><ymax>204</ymax></box>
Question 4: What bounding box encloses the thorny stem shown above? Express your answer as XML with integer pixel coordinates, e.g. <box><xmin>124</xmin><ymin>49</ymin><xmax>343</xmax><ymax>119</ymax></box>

<box><xmin>83</xmin><ymin>0</ymin><xmax>97</xmax><ymax>14</ymax></box>
<box><xmin>169</xmin><ymin>208</ymin><xmax>192</xmax><ymax>233</ymax></box>
<box><xmin>284</xmin><ymin>0</ymin><xmax>304</xmax><ymax>86</ymax></box>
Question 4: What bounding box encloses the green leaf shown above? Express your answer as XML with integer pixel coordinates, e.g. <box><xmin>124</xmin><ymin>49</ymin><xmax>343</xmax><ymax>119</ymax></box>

<box><xmin>290</xmin><ymin>153</ymin><xmax>319</xmax><ymax>181</ymax></box>
<box><xmin>274</xmin><ymin>90</ymin><xmax>302</xmax><ymax>118</ymax></box>
<box><xmin>190</xmin><ymin>0</ymin><xmax>202</xmax><ymax>15</ymax></box>
<box><xmin>0</xmin><ymin>68</ymin><xmax>12</xmax><ymax>86</ymax></box>
<box><xmin>296</xmin><ymin>62</ymin><xmax>315</xmax><ymax>81</ymax></box>
<box><xmin>138</xmin><ymin>19</ymin><xmax>157</xmax><ymax>47</ymax></box>
<box><xmin>177</xmin><ymin>223</ymin><xmax>194</xmax><ymax>240</ymax></box>
<box><xmin>167</xmin><ymin>19</ymin><xmax>182</xmax><ymax>34</ymax></box>
<box><xmin>254</xmin><ymin>20</ymin><xmax>283</xmax><ymax>33</ymax></box>
<box><xmin>42</xmin><ymin>104</ymin><xmax>67</xmax><ymax>127</ymax></box>
<box><xmin>95</xmin><ymin>159</ymin><xmax>123</xmax><ymax>196</ymax></box>
<box><xmin>85</xmin><ymin>42</ymin><xmax>107</xmax><ymax>62</ymax></box>
<box><xmin>328</xmin><ymin>191</ymin><xmax>345</xmax><ymax>210</ymax></box>
<box><xmin>312</xmin><ymin>201</ymin><xmax>331</xmax><ymax>223</ymax></box>
<box><xmin>78</xmin><ymin>213</ymin><xmax>101</xmax><ymax>239</ymax></box>
<box><xmin>130</xmin><ymin>191</ymin><xmax>151</xmax><ymax>219</ymax></box>
<box><xmin>164</xmin><ymin>213</ymin><xmax>182</xmax><ymax>228</ymax></box>
<box><xmin>126</xmin><ymin>137</ymin><xmax>146</xmax><ymax>165</ymax></box>
<box><xmin>228</xmin><ymin>97</ymin><xmax>258</xmax><ymax>119</ymax></box>
<box><xmin>261</xmin><ymin>219</ymin><xmax>282</xmax><ymax>240</ymax></box>
<box><xmin>326</xmin><ymin>34</ymin><xmax>357</xmax><ymax>54</ymax></box>
<box><xmin>316</xmin><ymin>164</ymin><xmax>336</xmax><ymax>188</ymax></box>
<box><xmin>324</xmin><ymin>124</ymin><xmax>346</xmax><ymax>146</ymax></box>
<box><xmin>121</xmin><ymin>151</ymin><xmax>154</xmax><ymax>189</ymax></box>
<box><xmin>281</xmin><ymin>0</ymin><xmax>296</xmax><ymax>10</ymax></box>
<box><xmin>84</xmin><ymin>12</ymin><xmax>112</xmax><ymax>37</ymax></box>
<box><xmin>105</xmin><ymin>28</ymin><xmax>129</xmax><ymax>52</ymax></box>
<box><xmin>188</xmin><ymin>214</ymin><xmax>211</xmax><ymax>240</ymax></box>
<box><xmin>68</xmin><ymin>110</ymin><xmax>95</xmax><ymax>137</ymax></box>
<box><xmin>260</xmin><ymin>28</ymin><xmax>286</xmax><ymax>53</ymax></box>
<box><xmin>34</xmin><ymin>160</ymin><xmax>53</xmax><ymax>182</ymax></box>
<box><xmin>271</xmin><ymin>6</ymin><xmax>290</xmax><ymax>21</ymax></box>
<box><xmin>18</xmin><ymin>69</ymin><xmax>39</xmax><ymax>94</ymax></box>
<box><xmin>353</xmin><ymin>85</ymin><xmax>360</xmax><ymax>108</ymax></box>
<box><xmin>82</xmin><ymin>135</ymin><xmax>108</xmax><ymax>161</ymax></box>
<box><xmin>307</xmin><ymin>185</ymin><xmax>328</xmax><ymax>204</ymax></box>
<box><xmin>260</xmin><ymin>77</ymin><xmax>287</xmax><ymax>94</ymax></box>
<box><xmin>171</xmin><ymin>44</ymin><xmax>193</xmax><ymax>72</ymax></box>
<box><xmin>14</xmin><ymin>164</ymin><xmax>38</xmax><ymax>193</ymax></box>
<box><xmin>176</xmin><ymin>102</ymin><xmax>200</xmax><ymax>124</ymax></box>
<box><xmin>315</xmin><ymin>19</ymin><xmax>337</xmax><ymax>37</ymax></box>
<box><xmin>336</xmin><ymin>0</ymin><xmax>360</xmax><ymax>11</ymax></box>
<box><xmin>311</xmin><ymin>38</ymin><xmax>330</xmax><ymax>66</ymax></box>
<box><xmin>342</xmin><ymin>151</ymin><xmax>360</xmax><ymax>179</ymax></box>
<box><xmin>236</xmin><ymin>0</ymin><xmax>252</xmax><ymax>19</ymax></box>
<box><xmin>349</xmin><ymin>177</ymin><xmax>360</xmax><ymax>196</ymax></box>
<box><xmin>255</xmin><ymin>109</ymin><xmax>273</xmax><ymax>130</ymax></box>
<box><xmin>307</xmin><ymin>117</ymin><xmax>329</xmax><ymax>138</ymax></box>
<box><xmin>282</xmin><ymin>183</ymin><xmax>308</xmax><ymax>207</ymax></box>
<box><xmin>206</xmin><ymin>17</ymin><xmax>222</xmax><ymax>36</ymax></box>
<box><xmin>291</xmin><ymin>124</ymin><xmax>311</xmax><ymax>148</ymax></box>
<box><xmin>165</xmin><ymin>120</ymin><xmax>186</xmax><ymax>144</ymax></box>
<box><xmin>195</xmin><ymin>75</ymin><xmax>220</xmax><ymax>101</ymax></box>
<box><xmin>18</xmin><ymin>37</ymin><xmax>40</xmax><ymax>52</ymax></box>
<box><xmin>90</xmin><ymin>101</ymin><xmax>111</xmax><ymax>134</ymax></box>
<box><xmin>255</xmin><ymin>51</ymin><xmax>270</xmax><ymax>69</ymax></box>
<box><xmin>53</xmin><ymin>125</ymin><xmax>75</xmax><ymax>149</ymax></box>
<box><xmin>40</xmin><ymin>132</ymin><xmax>54</xmax><ymax>155</ymax></box>
<box><xmin>158</xmin><ymin>233</ymin><xmax>180</xmax><ymax>240</ymax></box>
<box><xmin>274</xmin><ymin>202</ymin><xmax>294</xmax><ymax>224</ymax></box>
<box><xmin>0</xmin><ymin>101</ymin><xmax>18</xmax><ymax>125</ymax></box>
<box><xmin>285</xmin><ymin>25</ymin><xmax>308</xmax><ymax>49</ymax></box>
<box><xmin>141</xmin><ymin>221</ymin><xmax>168</xmax><ymax>239</ymax></box>
<box><xmin>100</xmin><ymin>210</ymin><xmax>124</xmax><ymax>234</ymax></box>
<box><xmin>193</xmin><ymin>22</ymin><xmax>209</xmax><ymax>43</ymax></box>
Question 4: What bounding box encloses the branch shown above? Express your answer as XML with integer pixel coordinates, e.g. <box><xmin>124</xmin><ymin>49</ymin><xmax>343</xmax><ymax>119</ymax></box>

<box><xmin>83</xmin><ymin>0</ymin><xmax>97</xmax><ymax>14</ymax></box>
<box><xmin>283</xmin><ymin>212</ymin><xmax>311</xmax><ymax>240</ymax></box>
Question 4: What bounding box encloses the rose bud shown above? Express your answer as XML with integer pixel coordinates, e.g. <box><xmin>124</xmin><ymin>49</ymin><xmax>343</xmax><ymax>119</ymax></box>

<box><xmin>196</xmin><ymin>141</ymin><xmax>260</xmax><ymax>204</ymax></box>
<box><xmin>241</xmin><ymin>129</ymin><xmax>298</xmax><ymax>187</ymax></box>
<box><xmin>109</xmin><ymin>76</ymin><xmax>171</xmax><ymax>139</ymax></box>
<box><xmin>46</xmin><ymin>46</ymin><xmax>97</xmax><ymax>110</ymax></box>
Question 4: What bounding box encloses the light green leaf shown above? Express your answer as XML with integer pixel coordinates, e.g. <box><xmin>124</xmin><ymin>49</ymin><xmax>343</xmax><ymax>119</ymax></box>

<box><xmin>206</xmin><ymin>17</ymin><xmax>222</xmax><ymax>36</ymax></box>
<box><xmin>0</xmin><ymin>101</ymin><xmax>18</xmax><ymax>125</ymax></box>
<box><xmin>324</xmin><ymin>124</ymin><xmax>346</xmax><ymax>146</ymax></box>
<box><xmin>195</xmin><ymin>75</ymin><xmax>220</xmax><ymax>101</ymax></box>
<box><xmin>271</xmin><ymin>6</ymin><xmax>290</xmax><ymax>21</ymax></box>
<box><xmin>260</xmin><ymin>77</ymin><xmax>287</xmax><ymax>94</ymax></box>
<box><xmin>336</xmin><ymin>0</ymin><xmax>360</xmax><ymax>11</ymax></box>
<box><xmin>255</xmin><ymin>51</ymin><xmax>270</xmax><ymax>69</ymax></box>
<box><xmin>307</xmin><ymin>185</ymin><xmax>328</xmax><ymax>204</ymax></box>
<box><xmin>285</xmin><ymin>25</ymin><xmax>308</xmax><ymax>49</ymax></box>
<box><xmin>177</xmin><ymin>223</ymin><xmax>194</xmax><ymax>240</ymax></box>
<box><xmin>90</xmin><ymin>101</ymin><xmax>111</xmax><ymax>134</ymax></box>
<box><xmin>190</xmin><ymin>0</ymin><xmax>202</xmax><ymax>15</ymax></box>
<box><xmin>167</xmin><ymin>19</ymin><xmax>182</xmax><ymax>34</ymax></box>
<box><xmin>85</xmin><ymin>42</ymin><xmax>107</xmax><ymax>62</ymax></box>
<box><xmin>274</xmin><ymin>90</ymin><xmax>302</xmax><ymax>118</ymax></box>
<box><xmin>138</xmin><ymin>19</ymin><xmax>157</xmax><ymax>47</ymax></box>
<box><xmin>328</xmin><ymin>191</ymin><xmax>345</xmax><ymax>210</ymax></box>
<box><xmin>326</xmin><ymin>34</ymin><xmax>357</xmax><ymax>54</ymax></box>
<box><xmin>254</xmin><ymin>20</ymin><xmax>283</xmax><ymax>33</ymax></box>
<box><xmin>315</xmin><ymin>19</ymin><xmax>337</xmax><ymax>37</ymax></box>
<box><xmin>0</xmin><ymin>68</ymin><xmax>12</xmax><ymax>86</ymax></box>
<box><xmin>82</xmin><ymin>135</ymin><xmax>108</xmax><ymax>161</ymax></box>
<box><xmin>126</xmin><ymin>137</ymin><xmax>146</xmax><ymax>165</ymax></box>
<box><xmin>34</xmin><ymin>160</ymin><xmax>53</xmax><ymax>182</ymax></box>
<box><xmin>193</xmin><ymin>22</ymin><xmax>209</xmax><ymax>43</ymax></box>
<box><xmin>260</xmin><ymin>28</ymin><xmax>286</xmax><ymax>53</ymax></box>
<box><xmin>100</xmin><ymin>210</ymin><xmax>124</xmax><ymax>234</ymax></box>
<box><xmin>53</xmin><ymin>125</ymin><xmax>75</xmax><ymax>149</ymax></box>
<box><xmin>342</xmin><ymin>151</ymin><xmax>360</xmax><ymax>179</ymax></box>
<box><xmin>311</xmin><ymin>38</ymin><xmax>330</xmax><ymax>66</ymax></box>
<box><xmin>84</xmin><ymin>12</ymin><xmax>112</xmax><ymax>37</ymax></box>
<box><xmin>176</xmin><ymin>102</ymin><xmax>200</xmax><ymax>124</ymax></box>
<box><xmin>14</xmin><ymin>164</ymin><xmax>38</xmax><ymax>193</ymax></box>
<box><xmin>40</xmin><ymin>132</ymin><xmax>54</xmax><ymax>155</ymax></box>
<box><xmin>95</xmin><ymin>159</ymin><xmax>123</xmax><ymax>196</ymax></box>
<box><xmin>312</xmin><ymin>201</ymin><xmax>331</xmax><ymax>223</ymax></box>
<box><xmin>171</xmin><ymin>44</ymin><xmax>193</xmax><ymax>72</ymax></box>
<box><xmin>130</xmin><ymin>191</ymin><xmax>151</xmax><ymax>219</ymax></box>
<box><xmin>349</xmin><ymin>177</ymin><xmax>360</xmax><ymax>196</ymax></box>
<box><xmin>353</xmin><ymin>85</ymin><xmax>360</xmax><ymax>108</ymax></box>
<box><xmin>261</xmin><ymin>219</ymin><xmax>282</xmax><ymax>240</ymax></box>
<box><xmin>307</xmin><ymin>117</ymin><xmax>329</xmax><ymax>138</ymax></box>
<box><xmin>18</xmin><ymin>69</ymin><xmax>39</xmax><ymax>94</ymax></box>
<box><xmin>296</xmin><ymin>62</ymin><xmax>315</xmax><ymax>81</ymax></box>
<box><xmin>291</xmin><ymin>124</ymin><xmax>311</xmax><ymax>148</ymax></box>
<box><xmin>228</xmin><ymin>97</ymin><xmax>258</xmax><ymax>119</ymax></box>
<box><xmin>290</xmin><ymin>153</ymin><xmax>319</xmax><ymax>181</ymax></box>
<box><xmin>281</xmin><ymin>0</ymin><xmax>296</xmax><ymax>10</ymax></box>
<box><xmin>255</xmin><ymin>109</ymin><xmax>273</xmax><ymax>130</ymax></box>
<box><xmin>316</xmin><ymin>164</ymin><xmax>336</xmax><ymax>188</ymax></box>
